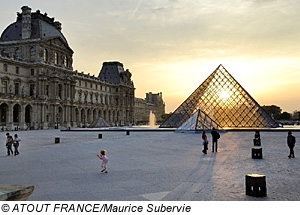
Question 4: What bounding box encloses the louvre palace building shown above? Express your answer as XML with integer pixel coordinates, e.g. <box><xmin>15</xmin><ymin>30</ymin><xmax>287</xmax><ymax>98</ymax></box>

<box><xmin>0</xmin><ymin>6</ymin><xmax>136</xmax><ymax>130</ymax></box>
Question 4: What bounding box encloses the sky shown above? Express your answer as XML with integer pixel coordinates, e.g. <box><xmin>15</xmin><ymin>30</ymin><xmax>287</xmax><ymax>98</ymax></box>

<box><xmin>1</xmin><ymin>0</ymin><xmax>300</xmax><ymax>113</ymax></box>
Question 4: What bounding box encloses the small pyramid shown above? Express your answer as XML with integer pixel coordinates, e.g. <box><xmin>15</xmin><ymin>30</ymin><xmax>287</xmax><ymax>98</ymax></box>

<box><xmin>160</xmin><ymin>64</ymin><xmax>278</xmax><ymax>128</ymax></box>
<box><xmin>177</xmin><ymin>109</ymin><xmax>221</xmax><ymax>131</ymax></box>
<box><xmin>89</xmin><ymin>116</ymin><xmax>111</xmax><ymax>128</ymax></box>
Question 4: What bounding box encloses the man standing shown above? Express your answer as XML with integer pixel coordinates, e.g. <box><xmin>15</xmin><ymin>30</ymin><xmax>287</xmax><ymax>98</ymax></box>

<box><xmin>287</xmin><ymin>131</ymin><xmax>296</xmax><ymax>158</ymax></box>
<box><xmin>6</xmin><ymin>133</ymin><xmax>13</xmax><ymax>156</ymax></box>
<box><xmin>211</xmin><ymin>127</ymin><xmax>220</xmax><ymax>152</ymax></box>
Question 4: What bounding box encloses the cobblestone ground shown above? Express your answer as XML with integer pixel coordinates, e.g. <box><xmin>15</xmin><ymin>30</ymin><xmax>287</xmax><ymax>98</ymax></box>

<box><xmin>0</xmin><ymin>129</ymin><xmax>299</xmax><ymax>201</ymax></box>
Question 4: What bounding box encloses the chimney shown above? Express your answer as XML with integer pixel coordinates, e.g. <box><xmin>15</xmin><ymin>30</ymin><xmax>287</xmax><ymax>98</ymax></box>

<box><xmin>54</xmin><ymin>21</ymin><xmax>62</xmax><ymax>31</ymax></box>
<box><xmin>21</xmin><ymin>6</ymin><xmax>32</xmax><ymax>39</ymax></box>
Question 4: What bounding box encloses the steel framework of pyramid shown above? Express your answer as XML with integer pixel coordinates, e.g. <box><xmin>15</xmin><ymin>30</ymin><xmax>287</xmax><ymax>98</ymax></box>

<box><xmin>160</xmin><ymin>64</ymin><xmax>279</xmax><ymax>129</ymax></box>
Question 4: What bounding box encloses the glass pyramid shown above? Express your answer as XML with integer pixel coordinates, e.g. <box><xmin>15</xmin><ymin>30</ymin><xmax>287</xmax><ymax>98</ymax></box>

<box><xmin>160</xmin><ymin>64</ymin><xmax>279</xmax><ymax>129</ymax></box>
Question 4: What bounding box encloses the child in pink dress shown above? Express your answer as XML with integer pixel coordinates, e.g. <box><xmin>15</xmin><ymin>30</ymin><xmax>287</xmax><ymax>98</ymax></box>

<box><xmin>97</xmin><ymin>149</ymin><xmax>109</xmax><ymax>173</ymax></box>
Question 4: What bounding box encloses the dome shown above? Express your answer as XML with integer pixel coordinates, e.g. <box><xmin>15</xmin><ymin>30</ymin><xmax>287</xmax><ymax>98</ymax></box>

<box><xmin>0</xmin><ymin>6</ymin><xmax>68</xmax><ymax>44</ymax></box>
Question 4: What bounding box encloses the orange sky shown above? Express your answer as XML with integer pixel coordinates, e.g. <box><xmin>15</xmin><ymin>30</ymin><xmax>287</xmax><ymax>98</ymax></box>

<box><xmin>1</xmin><ymin>0</ymin><xmax>300</xmax><ymax>113</ymax></box>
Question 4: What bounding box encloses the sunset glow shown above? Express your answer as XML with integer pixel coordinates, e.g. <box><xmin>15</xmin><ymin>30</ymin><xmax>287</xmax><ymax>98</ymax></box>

<box><xmin>1</xmin><ymin>0</ymin><xmax>300</xmax><ymax>113</ymax></box>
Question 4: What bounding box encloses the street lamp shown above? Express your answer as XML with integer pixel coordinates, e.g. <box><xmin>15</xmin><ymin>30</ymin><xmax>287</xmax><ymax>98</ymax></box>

<box><xmin>56</xmin><ymin>114</ymin><xmax>59</xmax><ymax>129</ymax></box>
<box><xmin>83</xmin><ymin>114</ymin><xmax>86</xmax><ymax>128</ymax></box>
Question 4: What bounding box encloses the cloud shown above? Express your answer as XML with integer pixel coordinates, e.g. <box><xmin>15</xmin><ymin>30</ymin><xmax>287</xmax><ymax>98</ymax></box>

<box><xmin>130</xmin><ymin>0</ymin><xmax>143</xmax><ymax>19</ymax></box>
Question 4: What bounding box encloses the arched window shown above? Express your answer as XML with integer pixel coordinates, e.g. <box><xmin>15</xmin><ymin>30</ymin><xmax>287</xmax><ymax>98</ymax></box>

<box><xmin>14</xmin><ymin>82</ymin><xmax>20</xmax><ymax>95</ymax></box>
<box><xmin>64</xmin><ymin>56</ymin><xmax>68</xmax><ymax>67</ymax></box>
<box><xmin>58</xmin><ymin>84</ymin><xmax>62</xmax><ymax>98</ymax></box>
<box><xmin>44</xmin><ymin>49</ymin><xmax>48</xmax><ymax>62</ymax></box>
<box><xmin>2</xmin><ymin>80</ymin><xmax>8</xmax><ymax>94</ymax></box>
<box><xmin>55</xmin><ymin>52</ymin><xmax>58</xmax><ymax>65</ymax></box>
<box><xmin>15</xmin><ymin>48</ymin><xmax>21</xmax><ymax>60</ymax></box>
<box><xmin>25</xmin><ymin>105</ymin><xmax>32</xmax><ymax>123</ymax></box>
<box><xmin>13</xmin><ymin>104</ymin><xmax>21</xmax><ymax>123</ymax></box>
<box><xmin>29</xmin><ymin>84</ymin><xmax>35</xmax><ymax>96</ymax></box>
<box><xmin>30</xmin><ymin>47</ymin><xmax>35</xmax><ymax>60</ymax></box>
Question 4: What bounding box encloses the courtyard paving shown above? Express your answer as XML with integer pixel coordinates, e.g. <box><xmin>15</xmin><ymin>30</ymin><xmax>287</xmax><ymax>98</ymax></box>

<box><xmin>0</xmin><ymin>128</ymin><xmax>299</xmax><ymax>201</ymax></box>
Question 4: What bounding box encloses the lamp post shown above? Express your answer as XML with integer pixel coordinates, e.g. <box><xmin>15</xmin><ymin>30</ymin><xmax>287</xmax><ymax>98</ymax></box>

<box><xmin>56</xmin><ymin>114</ymin><xmax>59</xmax><ymax>129</ymax></box>
<box><xmin>83</xmin><ymin>114</ymin><xmax>86</xmax><ymax>128</ymax></box>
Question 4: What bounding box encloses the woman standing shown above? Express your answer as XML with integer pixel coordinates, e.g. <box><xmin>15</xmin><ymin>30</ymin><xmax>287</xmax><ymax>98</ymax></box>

<box><xmin>202</xmin><ymin>130</ymin><xmax>208</xmax><ymax>154</ymax></box>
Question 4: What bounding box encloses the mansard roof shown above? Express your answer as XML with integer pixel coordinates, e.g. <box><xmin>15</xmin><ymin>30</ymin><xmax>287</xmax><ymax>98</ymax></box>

<box><xmin>98</xmin><ymin>61</ymin><xmax>132</xmax><ymax>85</ymax></box>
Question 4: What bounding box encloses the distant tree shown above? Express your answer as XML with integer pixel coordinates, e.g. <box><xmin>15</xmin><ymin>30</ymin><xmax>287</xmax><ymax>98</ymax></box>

<box><xmin>161</xmin><ymin>112</ymin><xmax>173</xmax><ymax>122</ymax></box>
<box><xmin>262</xmin><ymin>105</ymin><xmax>282</xmax><ymax>120</ymax></box>
<box><xmin>280</xmin><ymin>112</ymin><xmax>291</xmax><ymax>120</ymax></box>
<box><xmin>292</xmin><ymin>110</ymin><xmax>300</xmax><ymax>120</ymax></box>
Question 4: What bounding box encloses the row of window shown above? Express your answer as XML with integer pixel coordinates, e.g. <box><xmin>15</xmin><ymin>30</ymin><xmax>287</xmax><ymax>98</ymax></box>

<box><xmin>0</xmin><ymin>47</ymin><xmax>35</xmax><ymax>60</ymax></box>
<box><xmin>77</xmin><ymin>80</ymin><xmax>119</xmax><ymax>92</ymax></box>
<box><xmin>1</xmin><ymin>47</ymin><xmax>70</xmax><ymax>68</ymax></box>
<box><xmin>0</xmin><ymin>80</ymin><xmax>132</xmax><ymax>106</ymax></box>
<box><xmin>43</xmin><ymin>49</ymin><xmax>69</xmax><ymax>67</ymax></box>
<box><xmin>2</xmin><ymin>63</ymin><xmax>35</xmax><ymax>75</ymax></box>
<box><xmin>76</xmin><ymin>92</ymin><xmax>133</xmax><ymax>107</ymax></box>
<box><xmin>78</xmin><ymin>93</ymin><xmax>118</xmax><ymax>105</ymax></box>
<box><xmin>0</xmin><ymin>79</ymin><xmax>129</xmax><ymax>105</ymax></box>
<box><xmin>1</xmin><ymin>81</ymin><xmax>35</xmax><ymax>96</ymax></box>
<box><xmin>0</xmin><ymin>82</ymin><xmax>64</xmax><ymax>98</ymax></box>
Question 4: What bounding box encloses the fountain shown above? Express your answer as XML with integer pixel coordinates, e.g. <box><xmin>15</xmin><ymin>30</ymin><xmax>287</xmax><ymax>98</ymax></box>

<box><xmin>149</xmin><ymin>111</ymin><xmax>156</xmax><ymax>127</ymax></box>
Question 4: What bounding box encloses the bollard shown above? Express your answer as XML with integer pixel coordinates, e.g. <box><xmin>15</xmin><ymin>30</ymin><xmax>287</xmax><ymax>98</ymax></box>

<box><xmin>245</xmin><ymin>174</ymin><xmax>267</xmax><ymax>197</ymax></box>
<box><xmin>98</xmin><ymin>134</ymin><xmax>102</xmax><ymax>139</ymax></box>
<box><xmin>126</xmin><ymin>131</ymin><xmax>130</xmax><ymax>135</ymax></box>
<box><xmin>55</xmin><ymin>137</ymin><xmax>60</xmax><ymax>144</ymax></box>
<box><xmin>252</xmin><ymin>147</ymin><xmax>262</xmax><ymax>159</ymax></box>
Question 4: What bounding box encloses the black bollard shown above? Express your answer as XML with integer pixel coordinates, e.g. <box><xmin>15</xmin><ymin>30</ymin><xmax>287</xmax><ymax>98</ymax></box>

<box><xmin>245</xmin><ymin>174</ymin><xmax>267</xmax><ymax>197</ymax></box>
<box><xmin>252</xmin><ymin>147</ymin><xmax>262</xmax><ymax>159</ymax></box>
<box><xmin>98</xmin><ymin>134</ymin><xmax>102</xmax><ymax>139</ymax></box>
<box><xmin>126</xmin><ymin>131</ymin><xmax>130</xmax><ymax>135</ymax></box>
<box><xmin>55</xmin><ymin>137</ymin><xmax>60</xmax><ymax>144</ymax></box>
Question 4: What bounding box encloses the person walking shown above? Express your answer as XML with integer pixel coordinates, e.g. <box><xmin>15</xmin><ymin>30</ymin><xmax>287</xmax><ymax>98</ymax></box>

<box><xmin>211</xmin><ymin>127</ymin><xmax>220</xmax><ymax>152</ymax></box>
<box><xmin>13</xmin><ymin>134</ymin><xmax>21</xmax><ymax>156</ymax></box>
<box><xmin>202</xmin><ymin>130</ymin><xmax>208</xmax><ymax>154</ymax></box>
<box><xmin>254</xmin><ymin>130</ymin><xmax>260</xmax><ymax>140</ymax></box>
<box><xmin>97</xmin><ymin>149</ymin><xmax>109</xmax><ymax>173</ymax></box>
<box><xmin>5</xmin><ymin>133</ymin><xmax>13</xmax><ymax>156</ymax></box>
<box><xmin>287</xmin><ymin>131</ymin><xmax>296</xmax><ymax>158</ymax></box>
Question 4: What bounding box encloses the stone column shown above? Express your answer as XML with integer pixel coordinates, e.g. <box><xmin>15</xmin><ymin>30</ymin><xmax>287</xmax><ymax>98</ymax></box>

<box><xmin>65</xmin><ymin>105</ymin><xmax>71</xmax><ymax>128</ymax></box>
<box><xmin>83</xmin><ymin>109</ymin><xmax>87</xmax><ymax>127</ymax></box>
<box><xmin>41</xmin><ymin>103</ymin><xmax>48</xmax><ymax>129</ymax></box>
<box><xmin>78</xmin><ymin>108</ymin><xmax>82</xmax><ymax>128</ymax></box>
<box><xmin>70</xmin><ymin>105</ymin><xmax>74</xmax><ymax>127</ymax></box>
<box><xmin>20</xmin><ymin>104</ymin><xmax>26</xmax><ymax>130</ymax></box>
<box><xmin>32</xmin><ymin>104</ymin><xmax>39</xmax><ymax>130</ymax></box>
<box><xmin>7</xmin><ymin>103</ymin><xmax>14</xmax><ymax>130</ymax></box>
<box><xmin>53</xmin><ymin>104</ymin><xmax>57</xmax><ymax>128</ymax></box>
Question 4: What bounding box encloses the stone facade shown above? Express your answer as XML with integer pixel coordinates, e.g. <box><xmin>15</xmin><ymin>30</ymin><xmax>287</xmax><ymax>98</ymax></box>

<box><xmin>0</xmin><ymin>6</ymin><xmax>134</xmax><ymax>130</ymax></box>
<box><xmin>134</xmin><ymin>92</ymin><xmax>165</xmax><ymax>124</ymax></box>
